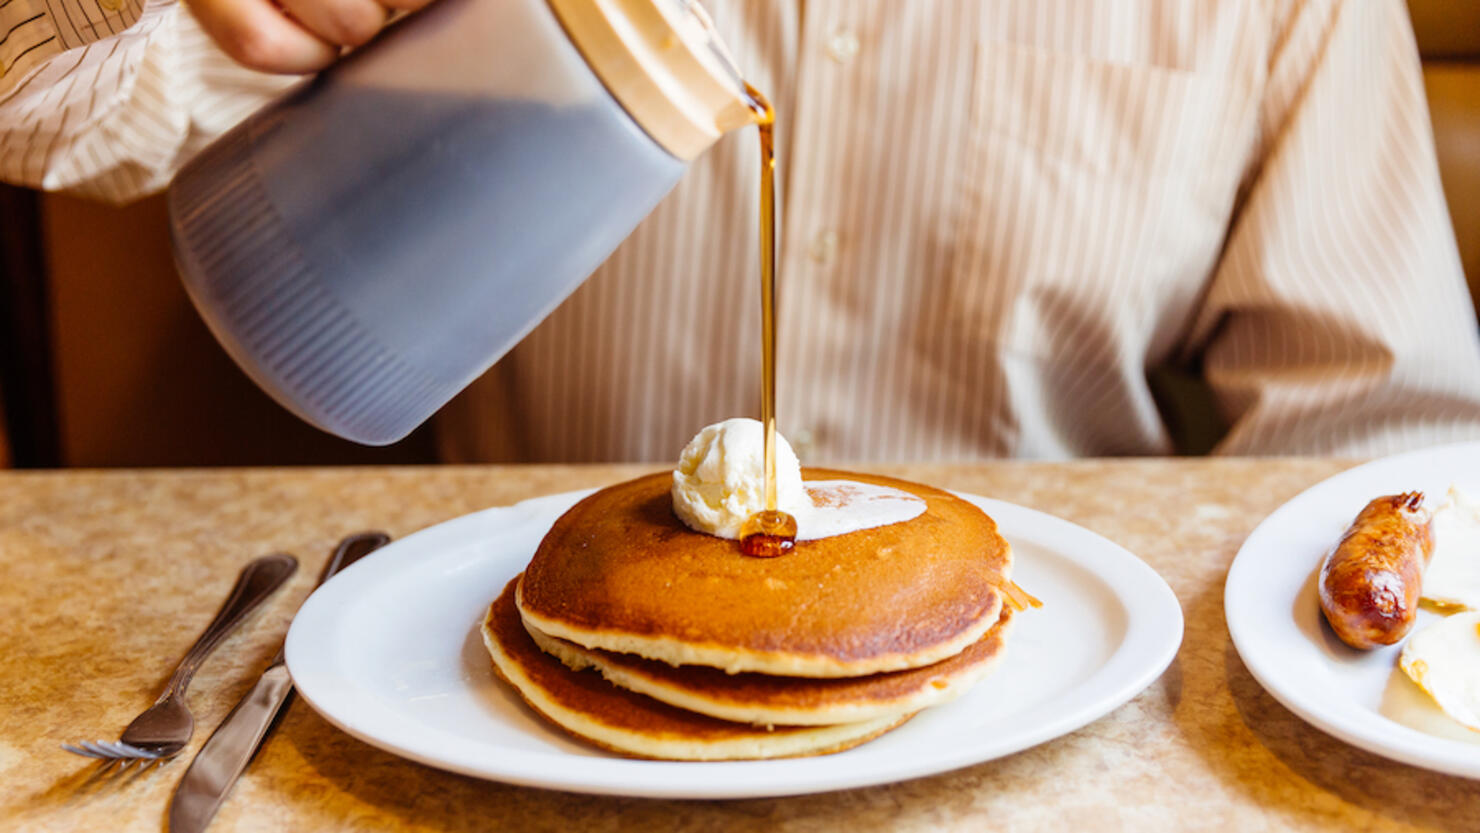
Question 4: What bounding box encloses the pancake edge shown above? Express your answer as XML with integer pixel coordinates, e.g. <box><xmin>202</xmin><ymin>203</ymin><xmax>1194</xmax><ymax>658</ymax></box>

<box><xmin>482</xmin><ymin>603</ymin><xmax>913</xmax><ymax>760</ymax></box>
<box><xmin>527</xmin><ymin>610</ymin><xmax>1015</xmax><ymax>726</ymax></box>
<box><xmin>516</xmin><ymin>578</ymin><xmax>1005</xmax><ymax>678</ymax></box>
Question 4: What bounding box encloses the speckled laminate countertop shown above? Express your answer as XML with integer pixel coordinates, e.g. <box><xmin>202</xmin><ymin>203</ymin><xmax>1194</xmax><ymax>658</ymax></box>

<box><xmin>4</xmin><ymin>460</ymin><xmax>1478</xmax><ymax>832</ymax></box>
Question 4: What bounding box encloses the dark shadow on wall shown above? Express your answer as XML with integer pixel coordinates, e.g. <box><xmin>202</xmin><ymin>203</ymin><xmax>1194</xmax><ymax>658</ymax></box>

<box><xmin>0</xmin><ymin>184</ymin><xmax>60</xmax><ymax>467</ymax></box>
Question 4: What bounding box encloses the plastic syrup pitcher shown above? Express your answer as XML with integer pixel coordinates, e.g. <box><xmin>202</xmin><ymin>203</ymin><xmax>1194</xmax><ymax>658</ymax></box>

<box><xmin>168</xmin><ymin>0</ymin><xmax>756</xmax><ymax>445</ymax></box>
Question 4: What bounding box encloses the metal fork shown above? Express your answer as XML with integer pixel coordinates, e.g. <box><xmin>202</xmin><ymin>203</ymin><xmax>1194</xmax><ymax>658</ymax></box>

<box><xmin>62</xmin><ymin>552</ymin><xmax>298</xmax><ymax>763</ymax></box>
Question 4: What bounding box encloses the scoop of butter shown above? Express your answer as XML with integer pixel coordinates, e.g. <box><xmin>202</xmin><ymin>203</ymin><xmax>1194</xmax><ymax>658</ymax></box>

<box><xmin>672</xmin><ymin>418</ymin><xmax>810</xmax><ymax>539</ymax></box>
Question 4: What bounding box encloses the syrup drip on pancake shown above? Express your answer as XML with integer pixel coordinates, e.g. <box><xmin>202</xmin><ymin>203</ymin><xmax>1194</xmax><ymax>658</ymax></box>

<box><xmin>741</xmin><ymin>509</ymin><xmax>796</xmax><ymax>557</ymax></box>
<box><xmin>740</xmin><ymin>83</ymin><xmax>796</xmax><ymax>559</ymax></box>
<box><xmin>999</xmin><ymin>580</ymin><xmax>1043</xmax><ymax>612</ymax></box>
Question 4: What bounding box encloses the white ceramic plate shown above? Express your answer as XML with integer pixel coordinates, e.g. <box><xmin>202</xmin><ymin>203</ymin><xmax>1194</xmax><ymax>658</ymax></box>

<box><xmin>1225</xmin><ymin>442</ymin><xmax>1480</xmax><ymax>779</ymax></box>
<box><xmin>285</xmin><ymin>488</ymin><xmax>1183</xmax><ymax>798</ymax></box>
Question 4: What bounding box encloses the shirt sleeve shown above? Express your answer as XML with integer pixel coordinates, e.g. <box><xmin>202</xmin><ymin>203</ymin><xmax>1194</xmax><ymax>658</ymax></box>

<box><xmin>0</xmin><ymin>0</ymin><xmax>146</xmax><ymax>86</ymax></box>
<box><xmin>0</xmin><ymin>0</ymin><xmax>295</xmax><ymax>203</ymax></box>
<box><xmin>1184</xmin><ymin>0</ymin><xmax>1480</xmax><ymax>455</ymax></box>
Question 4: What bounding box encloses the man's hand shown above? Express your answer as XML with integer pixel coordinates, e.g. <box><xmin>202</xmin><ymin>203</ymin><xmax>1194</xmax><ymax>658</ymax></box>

<box><xmin>190</xmin><ymin>0</ymin><xmax>435</xmax><ymax>73</ymax></box>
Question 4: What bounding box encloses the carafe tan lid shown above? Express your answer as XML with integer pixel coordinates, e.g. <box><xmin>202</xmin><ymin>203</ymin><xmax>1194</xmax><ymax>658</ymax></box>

<box><xmin>547</xmin><ymin>0</ymin><xmax>761</xmax><ymax>160</ymax></box>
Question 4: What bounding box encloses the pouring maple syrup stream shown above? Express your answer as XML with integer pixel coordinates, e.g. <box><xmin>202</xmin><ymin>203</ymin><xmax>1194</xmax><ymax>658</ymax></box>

<box><xmin>727</xmin><ymin>84</ymin><xmax>1040</xmax><ymax>605</ymax></box>
<box><xmin>739</xmin><ymin>84</ymin><xmax>797</xmax><ymax>558</ymax></box>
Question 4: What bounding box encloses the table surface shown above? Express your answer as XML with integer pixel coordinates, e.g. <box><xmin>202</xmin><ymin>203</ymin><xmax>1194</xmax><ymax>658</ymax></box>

<box><xmin>5</xmin><ymin>460</ymin><xmax>1478</xmax><ymax>833</ymax></box>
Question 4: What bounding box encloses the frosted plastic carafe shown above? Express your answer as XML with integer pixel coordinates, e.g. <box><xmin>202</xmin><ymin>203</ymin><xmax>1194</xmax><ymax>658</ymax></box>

<box><xmin>169</xmin><ymin>0</ymin><xmax>756</xmax><ymax>445</ymax></box>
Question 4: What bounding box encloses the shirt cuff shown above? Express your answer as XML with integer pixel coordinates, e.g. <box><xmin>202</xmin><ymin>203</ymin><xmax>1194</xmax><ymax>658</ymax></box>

<box><xmin>42</xmin><ymin>0</ymin><xmax>146</xmax><ymax>49</ymax></box>
<box><xmin>2</xmin><ymin>0</ymin><xmax>150</xmax><ymax>95</ymax></box>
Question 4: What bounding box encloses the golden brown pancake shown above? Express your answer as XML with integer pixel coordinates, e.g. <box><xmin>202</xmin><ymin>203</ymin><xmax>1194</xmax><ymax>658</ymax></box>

<box><xmin>517</xmin><ymin>468</ymin><xmax>1011</xmax><ymax>677</ymax></box>
<box><xmin>529</xmin><ymin>606</ymin><xmax>1015</xmax><ymax>726</ymax></box>
<box><xmin>482</xmin><ymin>577</ymin><xmax>912</xmax><ymax>760</ymax></box>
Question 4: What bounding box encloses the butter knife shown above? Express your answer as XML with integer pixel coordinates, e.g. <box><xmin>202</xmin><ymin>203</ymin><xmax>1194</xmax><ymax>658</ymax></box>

<box><xmin>168</xmin><ymin>531</ymin><xmax>392</xmax><ymax>833</ymax></box>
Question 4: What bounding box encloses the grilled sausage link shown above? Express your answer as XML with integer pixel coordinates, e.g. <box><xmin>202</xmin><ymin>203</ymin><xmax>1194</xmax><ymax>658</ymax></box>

<box><xmin>1318</xmin><ymin>492</ymin><xmax>1433</xmax><ymax>650</ymax></box>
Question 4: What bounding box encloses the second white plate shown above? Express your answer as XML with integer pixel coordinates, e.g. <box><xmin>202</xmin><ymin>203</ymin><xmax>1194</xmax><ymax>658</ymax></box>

<box><xmin>1225</xmin><ymin>442</ymin><xmax>1480</xmax><ymax>779</ymax></box>
<box><xmin>285</xmin><ymin>487</ymin><xmax>1183</xmax><ymax>798</ymax></box>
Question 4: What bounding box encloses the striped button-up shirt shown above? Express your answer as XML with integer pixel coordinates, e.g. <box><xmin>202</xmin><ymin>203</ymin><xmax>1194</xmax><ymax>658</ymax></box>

<box><xmin>6</xmin><ymin>0</ymin><xmax>1480</xmax><ymax>462</ymax></box>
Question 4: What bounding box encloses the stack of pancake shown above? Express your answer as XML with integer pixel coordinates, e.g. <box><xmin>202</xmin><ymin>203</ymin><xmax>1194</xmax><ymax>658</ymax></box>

<box><xmin>482</xmin><ymin>468</ymin><xmax>1021</xmax><ymax>760</ymax></box>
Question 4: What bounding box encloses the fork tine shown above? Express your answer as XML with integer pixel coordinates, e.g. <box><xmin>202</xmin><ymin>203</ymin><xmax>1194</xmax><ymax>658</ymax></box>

<box><xmin>81</xmin><ymin>741</ymin><xmax>124</xmax><ymax>759</ymax></box>
<box><xmin>100</xmin><ymin>740</ymin><xmax>155</xmax><ymax>759</ymax></box>
<box><xmin>112</xmin><ymin>741</ymin><xmax>162</xmax><ymax>759</ymax></box>
<box><xmin>92</xmin><ymin>741</ymin><xmax>141</xmax><ymax>759</ymax></box>
<box><xmin>64</xmin><ymin>739</ymin><xmax>166</xmax><ymax>761</ymax></box>
<box><xmin>88</xmin><ymin>742</ymin><xmax>129</xmax><ymax>763</ymax></box>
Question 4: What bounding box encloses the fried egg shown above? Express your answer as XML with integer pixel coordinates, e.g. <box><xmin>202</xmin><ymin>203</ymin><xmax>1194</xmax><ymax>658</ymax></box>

<box><xmin>1399</xmin><ymin>611</ymin><xmax>1480</xmax><ymax>733</ymax></box>
<box><xmin>1422</xmin><ymin>486</ymin><xmax>1480</xmax><ymax>611</ymax></box>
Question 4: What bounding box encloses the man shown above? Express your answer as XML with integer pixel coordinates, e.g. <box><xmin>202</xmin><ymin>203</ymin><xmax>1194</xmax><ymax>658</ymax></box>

<box><xmin>5</xmin><ymin>1</ymin><xmax>1479</xmax><ymax>462</ymax></box>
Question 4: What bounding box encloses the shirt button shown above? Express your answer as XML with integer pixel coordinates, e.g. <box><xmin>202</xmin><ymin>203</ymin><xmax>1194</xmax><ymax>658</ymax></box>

<box><xmin>809</xmin><ymin>230</ymin><xmax>839</xmax><ymax>265</ymax></box>
<box><xmin>826</xmin><ymin>29</ymin><xmax>860</xmax><ymax>63</ymax></box>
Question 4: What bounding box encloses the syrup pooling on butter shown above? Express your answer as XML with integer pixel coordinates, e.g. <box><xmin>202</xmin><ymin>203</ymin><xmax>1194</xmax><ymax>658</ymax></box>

<box><xmin>740</xmin><ymin>83</ymin><xmax>797</xmax><ymax>558</ymax></box>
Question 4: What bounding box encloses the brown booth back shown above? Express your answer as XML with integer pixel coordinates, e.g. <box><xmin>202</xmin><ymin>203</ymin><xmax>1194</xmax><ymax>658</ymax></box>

<box><xmin>1409</xmin><ymin>0</ymin><xmax>1480</xmax><ymax>303</ymax></box>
